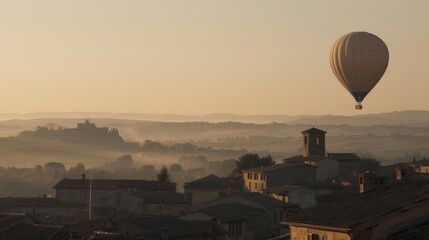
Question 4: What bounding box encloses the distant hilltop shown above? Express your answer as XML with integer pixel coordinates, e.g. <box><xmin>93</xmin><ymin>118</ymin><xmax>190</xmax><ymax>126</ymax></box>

<box><xmin>18</xmin><ymin>120</ymin><xmax>140</xmax><ymax>150</ymax></box>
<box><xmin>1</xmin><ymin>110</ymin><xmax>429</xmax><ymax>126</ymax></box>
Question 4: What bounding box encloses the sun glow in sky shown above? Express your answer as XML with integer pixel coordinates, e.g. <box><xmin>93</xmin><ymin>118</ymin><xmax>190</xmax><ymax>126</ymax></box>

<box><xmin>0</xmin><ymin>0</ymin><xmax>428</xmax><ymax>115</ymax></box>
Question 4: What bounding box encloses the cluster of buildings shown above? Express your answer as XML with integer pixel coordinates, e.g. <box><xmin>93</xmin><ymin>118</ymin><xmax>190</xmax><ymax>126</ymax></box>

<box><xmin>1</xmin><ymin>127</ymin><xmax>429</xmax><ymax>239</ymax></box>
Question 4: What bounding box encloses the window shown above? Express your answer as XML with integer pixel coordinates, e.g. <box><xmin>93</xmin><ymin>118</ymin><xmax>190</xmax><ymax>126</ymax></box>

<box><xmin>248</xmin><ymin>181</ymin><xmax>251</xmax><ymax>189</ymax></box>
<box><xmin>248</xmin><ymin>173</ymin><xmax>252</xmax><ymax>179</ymax></box>
<box><xmin>228</xmin><ymin>222</ymin><xmax>235</xmax><ymax>237</ymax></box>
<box><xmin>254</xmin><ymin>182</ymin><xmax>257</xmax><ymax>190</ymax></box>
<box><xmin>228</xmin><ymin>222</ymin><xmax>242</xmax><ymax>237</ymax></box>
<box><xmin>97</xmin><ymin>191</ymin><xmax>104</xmax><ymax>197</ymax></box>
<box><xmin>262</xmin><ymin>183</ymin><xmax>264</xmax><ymax>189</ymax></box>
<box><xmin>236</xmin><ymin>222</ymin><xmax>242</xmax><ymax>237</ymax></box>
<box><xmin>316</xmin><ymin>137</ymin><xmax>320</xmax><ymax>145</ymax></box>
<box><xmin>307</xmin><ymin>234</ymin><xmax>320</xmax><ymax>240</ymax></box>
<box><xmin>304</xmin><ymin>136</ymin><xmax>308</xmax><ymax>145</ymax></box>
<box><xmin>60</xmin><ymin>191</ymin><xmax>67</xmax><ymax>199</ymax></box>
<box><xmin>261</xmin><ymin>174</ymin><xmax>265</xmax><ymax>180</ymax></box>
<box><xmin>74</xmin><ymin>191</ymin><xmax>80</xmax><ymax>200</ymax></box>
<box><xmin>254</xmin><ymin>173</ymin><xmax>258</xmax><ymax>180</ymax></box>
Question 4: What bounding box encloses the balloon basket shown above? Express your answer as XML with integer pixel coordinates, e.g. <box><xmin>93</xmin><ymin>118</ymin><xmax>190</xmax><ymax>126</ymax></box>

<box><xmin>355</xmin><ymin>102</ymin><xmax>363</xmax><ymax>110</ymax></box>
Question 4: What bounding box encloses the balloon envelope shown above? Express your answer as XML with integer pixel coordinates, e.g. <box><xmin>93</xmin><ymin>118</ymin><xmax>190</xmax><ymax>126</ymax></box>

<box><xmin>330</xmin><ymin>32</ymin><xmax>389</xmax><ymax>108</ymax></box>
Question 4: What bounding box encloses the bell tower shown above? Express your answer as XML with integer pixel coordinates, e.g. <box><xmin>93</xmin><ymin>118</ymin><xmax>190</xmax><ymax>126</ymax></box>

<box><xmin>301</xmin><ymin>127</ymin><xmax>326</xmax><ymax>157</ymax></box>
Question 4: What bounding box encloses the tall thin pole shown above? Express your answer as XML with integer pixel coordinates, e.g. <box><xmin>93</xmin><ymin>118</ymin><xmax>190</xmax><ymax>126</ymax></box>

<box><xmin>89</xmin><ymin>170</ymin><xmax>92</xmax><ymax>220</ymax></box>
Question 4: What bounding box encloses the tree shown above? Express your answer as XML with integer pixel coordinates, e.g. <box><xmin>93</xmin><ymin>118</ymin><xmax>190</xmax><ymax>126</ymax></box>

<box><xmin>44</xmin><ymin>162</ymin><xmax>66</xmax><ymax>177</ymax></box>
<box><xmin>169</xmin><ymin>164</ymin><xmax>183</xmax><ymax>173</ymax></box>
<box><xmin>157</xmin><ymin>166</ymin><xmax>170</xmax><ymax>182</ymax></box>
<box><xmin>360</xmin><ymin>157</ymin><xmax>381</xmax><ymax>172</ymax></box>
<box><xmin>235</xmin><ymin>153</ymin><xmax>275</xmax><ymax>172</ymax></box>
<box><xmin>34</xmin><ymin>165</ymin><xmax>44</xmax><ymax>176</ymax></box>
<box><xmin>69</xmin><ymin>163</ymin><xmax>85</xmax><ymax>173</ymax></box>
<box><xmin>142</xmin><ymin>140</ymin><xmax>168</xmax><ymax>152</ymax></box>
<box><xmin>116</xmin><ymin>155</ymin><xmax>134</xmax><ymax>166</ymax></box>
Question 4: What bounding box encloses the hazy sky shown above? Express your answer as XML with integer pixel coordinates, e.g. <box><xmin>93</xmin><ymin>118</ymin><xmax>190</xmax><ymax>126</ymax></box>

<box><xmin>0</xmin><ymin>1</ymin><xmax>428</xmax><ymax>116</ymax></box>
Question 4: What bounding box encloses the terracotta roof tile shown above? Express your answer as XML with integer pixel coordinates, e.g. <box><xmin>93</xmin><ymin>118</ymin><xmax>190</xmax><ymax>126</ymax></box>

<box><xmin>184</xmin><ymin>175</ymin><xmax>237</xmax><ymax>190</ymax></box>
<box><xmin>286</xmin><ymin>180</ymin><xmax>429</xmax><ymax>229</ymax></box>
<box><xmin>53</xmin><ymin>179</ymin><xmax>175</xmax><ymax>191</ymax></box>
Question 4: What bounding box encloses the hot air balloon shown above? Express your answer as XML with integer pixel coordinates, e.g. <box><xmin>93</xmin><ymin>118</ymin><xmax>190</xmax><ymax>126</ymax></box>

<box><xmin>330</xmin><ymin>32</ymin><xmax>389</xmax><ymax>110</ymax></box>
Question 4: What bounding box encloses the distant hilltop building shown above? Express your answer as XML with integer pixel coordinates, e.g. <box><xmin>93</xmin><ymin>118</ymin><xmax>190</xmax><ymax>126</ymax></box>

<box><xmin>18</xmin><ymin>119</ymin><xmax>139</xmax><ymax>150</ymax></box>
<box><xmin>283</xmin><ymin>127</ymin><xmax>361</xmax><ymax>181</ymax></box>
<box><xmin>76</xmin><ymin>119</ymin><xmax>97</xmax><ymax>130</ymax></box>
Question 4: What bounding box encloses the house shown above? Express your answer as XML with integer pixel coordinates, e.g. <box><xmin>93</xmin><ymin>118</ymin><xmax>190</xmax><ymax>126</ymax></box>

<box><xmin>358</xmin><ymin>171</ymin><xmax>388</xmax><ymax>193</ymax></box>
<box><xmin>128</xmin><ymin>190</ymin><xmax>190</xmax><ymax>216</ymax></box>
<box><xmin>283</xmin><ymin>128</ymin><xmax>360</xmax><ymax>181</ymax></box>
<box><xmin>53</xmin><ymin>176</ymin><xmax>178</xmax><ymax>219</ymax></box>
<box><xmin>327</xmin><ymin>153</ymin><xmax>360</xmax><ymax>176</ymax></box>
<box><xmin>284</xmin><ymin>156</ymin><xmax>339</xmax><ymax>182</ymax></box>
<box><xmin>264</xmin><ymin>185</ymin><xmax>316</xmax><ymax>209</ymax></box>
<box><xmin>242</xmin><ymin>164</ymin><xmax>317</xmax><ymax>192</ymax></box>
<box><xmin>118</xmin><ymin>214</ymin><xmax>227</xmax><ymax>240</ymax></box>
<box><xmin>181</xmin><ymin>203</ymin><xmax>254</xmax><ymax>240</ymax></box>
<box><xmin>0</xmin><ymin>197</ymin><xmax>83</xmax><ymax>217</ymax></box>
<box><xmin>184</xmin><ymin>175</ymin><xmax>240</xmax><ymax>205</ymax></box>
<box><xmin>283</xmin><ymin>179</ymin><xmax>429</xmax><ymax>240</ymax></box>
<box><xmin>358</xmin><ymin>163</ymin><xmax>429</xmax><ymax>193</ymax></box>
<box><xmin>417</xmin><ymin>164</ymin><xmax>429</xmax><ymax>174</ymax></box>
<box><xmin>53</xmin><ymin>176</ymin><xmax>176</xmax><ymax>204</ymax></box>
<box><xmin>194</xmin><ymin>192</ymin><xmax>301</xmax><ymax>239</ymax></box>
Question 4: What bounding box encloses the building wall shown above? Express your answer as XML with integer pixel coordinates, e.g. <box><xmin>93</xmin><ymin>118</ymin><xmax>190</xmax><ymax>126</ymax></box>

<box><xmin>266</xmin><ymin>166</ymin><xmax>317</xmax><ymax>189</ymax></box>
<box><xmin>56</xmin><ymin>189</ymin><xmax>89</xmax><ymax>203</ymax></box>
<box><xmin>272</xmin><ymin>188</ymin><xmax>316</xmax><ymax>209</ymax></box>
<box><xmin>419</xmin><ymin>165</ymin><xmax>429</xmax><ymax>173</ymax></box>
<box><xmin>314</xmin><ymin>158</ymin><xmax>340</xmax><ymax>181</ymax></box>
<box><xmin>56</xmin><ymin>188</ymin><xmax>143</xmax><ymax>214</ymax></box>
<box><xmin>242</xmin><ymin>172</ymin><xmax>267</xmax><ymax>192</ymax></box>
<box><xmin>184</xmin><ymin>186</ymin><xmax>238</xmax><ymax>205</ymax></box>
<box><xmin>243</xmin><ymin>166</ymin><xmax>317</xmax><ymax>192</ymax></box>
<box><xmin>181</xmin><ymin>212</ymin><xmax>246</xmax><ymax>240</ymax></box>
<box><xmin>289</xmin><ymin>226</ymin><xmax>351</xmax><ymax>240</ymax></box>
<box><xmin>303</xmin><ymin>133</ymin><xmax>326</xmax><ymax>157</ymax></box>
<box><xmin>184</xmin><ymin>189</ymin><xmax>219</xmax><ymax>205</ymax></box>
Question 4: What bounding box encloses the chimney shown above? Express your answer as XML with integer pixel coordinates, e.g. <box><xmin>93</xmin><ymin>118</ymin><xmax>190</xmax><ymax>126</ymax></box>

<box><xmin>82</xmin><ymin>173</ymin><xmax>86</xmax><ymax>180</ymax></box>
<box><xmin>359</xmin><ymin>171</ymin><xmax>387</xmax><ymax>193</ymax></box>
<box><xmin>359</xmin><ymin>171</ymin><xmax>376</xmax><ymax>193</ymax></box>
<box><xmin>396</xmin><ymin>165</ymin><xmax>406</xmax><ymax>181</ymax></box>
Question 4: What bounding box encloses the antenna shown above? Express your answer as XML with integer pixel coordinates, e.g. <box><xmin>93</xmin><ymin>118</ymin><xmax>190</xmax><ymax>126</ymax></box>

<box><xmin>89</xmin><ymin>170</ymin><xmax>92</xmax><ymax>220</ymax></box>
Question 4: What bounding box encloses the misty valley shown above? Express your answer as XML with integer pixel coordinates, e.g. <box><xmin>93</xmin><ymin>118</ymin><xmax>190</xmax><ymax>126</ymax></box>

<box><xmin>0</xmin><ymin>111</ymin><xmax>428</xmax><ymax>199</ymax></box>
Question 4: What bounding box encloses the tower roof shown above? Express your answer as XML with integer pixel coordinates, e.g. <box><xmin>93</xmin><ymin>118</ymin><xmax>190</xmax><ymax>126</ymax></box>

<box><xmin>301</xmin><ymin>127</ymin><xmax>327</xmax><ymax>134</ymax></box>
